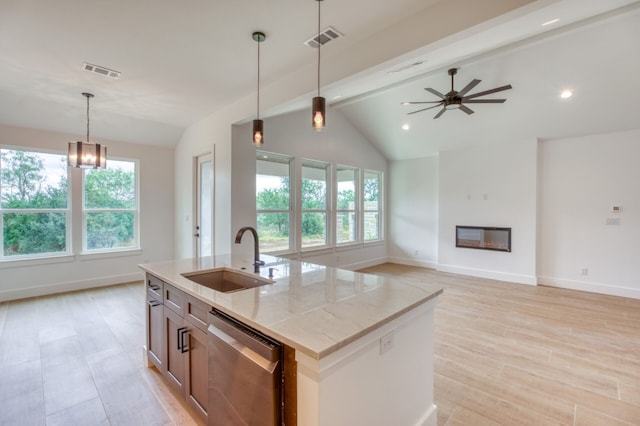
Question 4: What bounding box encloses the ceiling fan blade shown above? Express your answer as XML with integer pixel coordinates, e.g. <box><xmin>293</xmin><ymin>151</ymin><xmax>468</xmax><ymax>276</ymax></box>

<box><xmin>457</xmin><ymin>79</ymin><xmax>481</xmax><ymax>97</ymax></box>
<box><xmin>433</xmin><ymin>108</ymin><xmax>446</xmax><ymax>119</ymax></box>
<box><xmin>464</xmin><ymin>99</ymin><xmax>507</xmax><ymax>104</ymax></box>
<box><xmin>425</xmin><ymin>88</ymin><xmax>446</xmax><ymax>99</ymax></box>
<box><xmin>401</xmin><ymin>101</ymin><xmax>442</xmax><ymax>105</ymax></box>
<box><xmin>459</xmin><ymin>104</ymin><xmax>475</xmax><ymax>115</ymax></box>
<box><xmin>407</xmin><ymin>104</ymin><xmax>443</xmax><ymax>115</ymax></box>
<box><xmin>464</xmin><ymin>84</ymin><xmax>512</xmax><ymax>99</ymax></box>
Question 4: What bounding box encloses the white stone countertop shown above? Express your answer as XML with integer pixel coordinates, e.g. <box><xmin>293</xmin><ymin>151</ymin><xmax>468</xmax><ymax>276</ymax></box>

<box><xmin>139</xmin><ymin>255</ymin><xmax>443</xmax><ymax>359</ymax></box>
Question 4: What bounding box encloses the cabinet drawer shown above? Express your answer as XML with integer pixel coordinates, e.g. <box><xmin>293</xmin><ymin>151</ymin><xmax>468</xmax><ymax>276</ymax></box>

<box><xmin>164</xmin><ymin>284</ymin><xmax>185</xmax><ymax>317</ymax></box>
<box><xmin>147</xmin><ymin>274</ymin><xmax>163</xmax><ymax>300</ymax></box>
<box><xmin>186</xmin><ymin>296</ymin><xmax>210</xmax><ymax>332</ymax></box>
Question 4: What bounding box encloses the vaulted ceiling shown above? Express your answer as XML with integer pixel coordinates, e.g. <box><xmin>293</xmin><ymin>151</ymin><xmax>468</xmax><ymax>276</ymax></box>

<box><xmin>0</xmin><ymin>0</ymin><xmax>639</xmax><ymax>160</ymax></box>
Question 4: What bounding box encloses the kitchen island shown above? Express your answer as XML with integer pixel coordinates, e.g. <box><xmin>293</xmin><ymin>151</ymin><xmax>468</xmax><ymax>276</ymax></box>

<box><xmin>140</xmin><ymin>255</ymin><xmax>442</xmax><ymax>426</ymax></box>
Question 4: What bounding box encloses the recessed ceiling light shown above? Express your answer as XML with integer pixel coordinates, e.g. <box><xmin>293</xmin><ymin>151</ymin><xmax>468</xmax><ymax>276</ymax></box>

<box><xmin>560</xmin><ymin>90</ymin><xmax>573</xmax><ymax>99</ymax></box>
<box><xmin>542</xmin><ymin>18</ymin><xmax>559</xmax><ymax>26</ymax></box>
<box><xmin>402</xmin><ymin>124</ymin><xmax>410</xmax><ymax>131</ymax></box>
<box><xmin>332</xmin><ymin>95</ymin><xmax>343</xmax><ymax>100</ymax></box>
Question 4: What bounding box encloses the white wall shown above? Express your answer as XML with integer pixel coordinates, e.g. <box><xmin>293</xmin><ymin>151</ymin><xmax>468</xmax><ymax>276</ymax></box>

<box><xmin>388</xmin><ymin>156</ymin><xmax>439</xmax><ymax>269</ymax></box>
<box><xmin>0</xmin><ymin>124</ymin><xmax>175</xmax><ymax>301</ymax></box>
<box><xmin>538</xmin><ymin>129</ymin><xmax>640</xmax><ymax>298</ymax></box>
<box><xmin>438</xmin><ymin>139</ymin><xmax>537</xmax><ymax>284</ymax></box>
<box><xmin>231</xmin><ymin>107</ymin><xmax>388</xmax><ymax>270</ymax></box>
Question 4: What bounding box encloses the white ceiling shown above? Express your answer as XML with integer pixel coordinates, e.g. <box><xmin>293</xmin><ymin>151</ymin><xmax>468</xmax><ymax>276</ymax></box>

<box><xmin>0</xmin><ymin>0</ymin><xmax>639</xmax><ymax>160</ymax></box>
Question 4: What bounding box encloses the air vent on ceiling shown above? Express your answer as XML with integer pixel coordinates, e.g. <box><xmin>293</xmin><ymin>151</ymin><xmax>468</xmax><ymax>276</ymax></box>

<box><xmin>304</xmin><ymin>26</ymin><xmax>343</xmax><ymax>48</ymax></box>
<box><xmin>82</xmin><ymin>62</ymin><xmax>121</xmax><ymax>79</ymax></box>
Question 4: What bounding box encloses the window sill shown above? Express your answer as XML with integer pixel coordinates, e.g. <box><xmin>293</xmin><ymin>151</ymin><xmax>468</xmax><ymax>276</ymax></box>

<box><xmin>0</xmin><ymin>253</ymin><xmax>76</xmax><ymax>269</ymax></box>
<box><xmin>299</xmin><ymin>246</ymin><xmax>333</xmax><ymax>257</ymax></box>
<box><xmin>363</xmin><ymin>239</ymin><xmax>385</xmax><ymax>248</ymax></box>
<box><xmin>79</xmin><ymin>248</ymin><xmax>142</xmax><ymax>260</ymax></box>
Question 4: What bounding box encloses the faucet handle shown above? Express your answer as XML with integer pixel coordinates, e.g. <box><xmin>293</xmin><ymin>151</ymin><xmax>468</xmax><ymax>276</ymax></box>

<box><xmin>255</xmin><ymin>259</ymin><xmax>266</xmax><ymax>266</ymax></box>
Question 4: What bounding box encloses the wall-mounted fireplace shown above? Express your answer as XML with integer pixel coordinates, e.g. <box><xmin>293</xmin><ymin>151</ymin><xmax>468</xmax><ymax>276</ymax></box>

<box><xmin>456</xmin><ymin>226</ymin><xmax>511</xmax><ymax>252</ymax></box>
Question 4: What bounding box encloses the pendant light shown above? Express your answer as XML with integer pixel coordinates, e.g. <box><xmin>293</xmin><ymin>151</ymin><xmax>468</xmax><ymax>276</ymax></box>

<box><xmin>68</xmin><ymin>92</ymin><xmax>107</xmax><ymax>169</ymax></box>
<box><xmin>252</xmin><ymin>31</ymin><xmax>266</xmax><ymax>146</ymax></box>
<box><xmin>312</xmin><ymin>0</ymin><xmax>326</xmax><ymax>131</ymax></box>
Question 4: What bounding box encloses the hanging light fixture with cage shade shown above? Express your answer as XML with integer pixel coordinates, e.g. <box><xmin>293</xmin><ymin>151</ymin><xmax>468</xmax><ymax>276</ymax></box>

<box><xmin>68</xmin><ymin>92</ymin><xmax>107</xmax><ymax>169</ymax></box>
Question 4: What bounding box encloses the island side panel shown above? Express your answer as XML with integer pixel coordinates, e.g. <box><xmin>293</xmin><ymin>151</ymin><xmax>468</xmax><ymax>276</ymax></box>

<box><xmin>295</xmin><ymin>298</ymin><xmax>438</xmax><ymax>426</ymax></box>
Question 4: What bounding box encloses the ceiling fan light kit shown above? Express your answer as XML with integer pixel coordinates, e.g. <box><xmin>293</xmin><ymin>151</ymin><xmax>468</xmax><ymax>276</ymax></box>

<box><xmin>403</xmin><ymin>67</ymin><xmax>512</xmax><ymax>119</ymax></box>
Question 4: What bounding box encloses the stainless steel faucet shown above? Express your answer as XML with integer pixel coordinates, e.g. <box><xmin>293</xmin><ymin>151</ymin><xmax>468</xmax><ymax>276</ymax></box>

<box><xmin>235</xmin><ymin>226</ymin><xmax>265</xmax><ymax>272</ymax></box>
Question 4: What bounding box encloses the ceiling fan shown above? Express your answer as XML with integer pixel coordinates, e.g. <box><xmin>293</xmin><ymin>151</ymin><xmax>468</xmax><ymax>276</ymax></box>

<box><xmin>402</xmin><ymin>68</ymin><xmax>512</xmax><ymax>118</ymax></box>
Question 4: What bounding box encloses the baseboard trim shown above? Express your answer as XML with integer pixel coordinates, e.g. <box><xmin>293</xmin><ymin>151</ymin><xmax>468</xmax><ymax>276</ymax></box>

<box><xmin>0</xmin><ymin>272</ymin><xmax>144</xmax><ymax>302</ymax></box>
<box><xmin>538</xmin><ymin>276</ymin><xmax>640</xmax><ymax>299</ymax></box>
<box><xmin>387</xmin><ymin>257</ymin><xmax>437</xmax><ymax>270</ymax></box>
<box><xmin>437</xmin><ymin>264</ymin><xmax>537</xmax><ymax>285</ymax></box>
<box><xmin>341</xmin><ymin>256</ymin><xmax>388</xmax><ymax>271</ymax></box>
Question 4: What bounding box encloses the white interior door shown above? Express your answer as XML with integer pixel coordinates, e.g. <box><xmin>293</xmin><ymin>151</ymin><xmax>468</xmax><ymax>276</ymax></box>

<box><xmin>195</xmin><ymin>153</ymin><xmax>213</xmax><ymax>257</ymax></box>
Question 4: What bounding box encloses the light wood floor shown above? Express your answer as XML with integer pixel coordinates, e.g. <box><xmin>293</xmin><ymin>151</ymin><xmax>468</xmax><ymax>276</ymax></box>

<box><xmin>1</xmin><ymin>264</ymin><xmax>638</xmax><ymax>425</ymax></box>
<box><xmin>0</xmin><ymin>282</ymin><xmax>204</xmax><ymax>426</ymax></box>
<box><xmin>360</xmin><ymin>264</ymin><xmax>640</xmax><ymax>426</ymax></box>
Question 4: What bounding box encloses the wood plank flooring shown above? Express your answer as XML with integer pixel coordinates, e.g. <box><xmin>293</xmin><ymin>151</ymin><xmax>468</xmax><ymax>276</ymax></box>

<box><xmin>0</xmin><ymin>264</ymin><xmax>638</xmax><ymax>425</ymax></box>
<box><xmin>359</xmin><ymin>264</ymin><xmax>640</xmax><ymax>426</ymax></box>
<box><xmin>0</xmin><ymin>283</ymin><xmax>203</xmax><ymax>426</ymax></box>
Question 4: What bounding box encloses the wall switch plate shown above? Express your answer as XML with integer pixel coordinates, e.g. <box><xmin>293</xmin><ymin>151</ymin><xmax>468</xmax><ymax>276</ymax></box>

<box><xmin>605</xmin><ymin>217</ymin><xmax>620</xmax><ymax>225</ymax></box>
<box><xmin>380</xmin><ymin>331</ymin><xmax>394</xmax><ymax>354</ymax></box>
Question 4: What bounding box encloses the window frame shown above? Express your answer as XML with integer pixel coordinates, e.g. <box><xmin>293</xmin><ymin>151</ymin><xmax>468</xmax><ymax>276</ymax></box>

<box><xmin>300</xmin><ymin>158</ymin><xmax>331</xmax><ymax>251</ymax></box>
<box><xmin>0</xmin><ymin>146</ymin><xmax>72</xmax><ymax>260</ymax></box>
<box><xmin>335</xmin><ymin>164</ymin><xmax>359</xmax><ymax>246</ymax></box>
<box><xmin>362</xmin><ymin>169</ymin><xmax>383</xmax><ymax>243</ymax></box>
<box><xmin>82</xmin><ymin>157</ymin><xmax>140</xmax><ymax>254</ymax></box>
<box><xmin>256</xmin><ymin>151</ymin><xmax>294</xmax><ymax>255</ymax></box>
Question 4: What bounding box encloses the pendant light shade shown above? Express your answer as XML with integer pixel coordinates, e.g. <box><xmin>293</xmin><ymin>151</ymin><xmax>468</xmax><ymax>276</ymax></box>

<box><xmin>312</xmin><ymin>96</ymin><xmax>325</xmax><ymax>130</ymax></box>
<box><xmin>252</xmin><ymin>31</ymin><xmax>266</xmax><ymax>146</ymax></box>
<box><xmin>68</xmin><ymin>92</ymin><xmax>107</xmax><ymax>169</ymax></box>
<box><xmin>312</xmin><ymin>0</ymin><xmax>326</xmax><ymax>131</ymax></box>
<box><xmin>252</xmin><ymin>119</ymin><xmax>264</xmax><ymax>146</ymax></box>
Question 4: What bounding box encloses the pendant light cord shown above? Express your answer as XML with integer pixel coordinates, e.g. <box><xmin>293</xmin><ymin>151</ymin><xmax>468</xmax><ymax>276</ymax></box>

<box><xmin>257</xmin><ymin>36</ymin><xmax>261</xmax><ymax>119</ymax></box>
<box><xmin>86</xmin><ymin>94</ymin><xmax>90</xmax><ymax>143</ymax></box>
<box><xmin>317</xmin><ymin>0</ymin><xmax>321</xmax><ymax>97</ymax></box>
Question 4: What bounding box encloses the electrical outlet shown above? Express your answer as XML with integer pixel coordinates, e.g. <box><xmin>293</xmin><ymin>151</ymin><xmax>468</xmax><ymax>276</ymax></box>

<box><xmin>581</xmin><ymin>268</ymin><xmax>588</xmax><ymax>276</ymax></box>
<box><xmin>414</xmin><ymin>250</ymin><xmax>419</xmax><ymax>256</ymax></box>
<box><xmin>380</xmin><ymin>331</ymin><xmax>394</xmax><ymax>354</ymax></box>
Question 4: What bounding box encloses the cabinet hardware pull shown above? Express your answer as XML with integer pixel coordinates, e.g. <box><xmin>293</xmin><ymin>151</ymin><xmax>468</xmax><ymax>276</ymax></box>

<box><xmin>177</xmin><ymin>327</ymin><xmax>187</xmax><ymax>351</ymax></box>
<box><xmin>147</xmin><ymin>300</ymin><xmax>161</xmax><ymax>307</ymax></box>
<box><xmin>149</xmin><ymin>284</ymin><xmax>160</xmax><ymax>291</ymax></box>
<box><xmin>180</xmin><ymin>328</ymin><xmax>190</xmax><ymax>353</ymax></box>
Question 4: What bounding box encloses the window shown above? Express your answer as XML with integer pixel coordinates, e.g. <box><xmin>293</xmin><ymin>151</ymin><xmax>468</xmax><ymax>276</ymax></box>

<box><xmin>83</xmin><ymin>159</ymin><xmax>138</xmax><ymax>252</ymax></box>
<box><xmin>256</xmin><ymin>152</ymin><xmax>292</xmax><ymax>253</ymax></box>
<box><xmin>363</xmin><ymin>170</ymin><xmax>382</xmax><ymax>242</ymax></box>
<box><xmin>301</xmin><ymin>159</ymin><xmax>330</xmax><ymax>249</ymax></box>
<box><xmin>0</xmin><ymin>148</ymin><xmax>69</xmax><ymax>258</ymax></box>
<box><xmin>336</xmin><ymin>165</ymin><xmax>358</xmax><ymax>245</ymax></box>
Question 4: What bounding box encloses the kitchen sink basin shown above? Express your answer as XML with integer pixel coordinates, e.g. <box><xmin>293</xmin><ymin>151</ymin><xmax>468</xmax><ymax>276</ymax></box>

<box><xmin>181</xmin><ymin>269</ymin><xmax>273</xmax><ymax>293</ymax></box>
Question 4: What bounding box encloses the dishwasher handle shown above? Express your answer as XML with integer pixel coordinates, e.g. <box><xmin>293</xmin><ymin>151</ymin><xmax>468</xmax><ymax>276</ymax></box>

<box><xmin>208</xmin><ymin>310</ymin><xmax>280</xmax><ymax>362</ymax></box>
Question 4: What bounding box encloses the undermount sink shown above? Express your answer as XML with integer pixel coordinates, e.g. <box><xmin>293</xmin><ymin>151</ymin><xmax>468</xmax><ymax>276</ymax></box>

<box><xmin>181</xmin><ymin>269</ymin><xmax>274</xmax><ymax>293</ymax></box>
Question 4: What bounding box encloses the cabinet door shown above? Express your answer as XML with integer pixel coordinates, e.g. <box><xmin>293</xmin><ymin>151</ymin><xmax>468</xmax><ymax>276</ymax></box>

<box><xmin>146</xmin><ymin>295</ymin><xmax>164</xmax><ymax>369</ymax></box>
<box><xmin>164</xmin><ymin>307</ymin><xmax>186</xmax><ymax>393</ymax></box>
<box><xmin>185</xmin><ymin>325</ymin><xmax>208</xmax><ymax>420</ymax></box>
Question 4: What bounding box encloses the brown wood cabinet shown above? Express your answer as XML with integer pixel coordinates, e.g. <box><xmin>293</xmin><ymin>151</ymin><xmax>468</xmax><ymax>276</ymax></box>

<box><xmin>145</xmin><ymin>273</ymin><xmax>209</xmax><ymax>421</ymax></box>
<box><xmin>146</xmin><ymin>274</ymin><xmax>165</xmax><ymax>370</ymax></box>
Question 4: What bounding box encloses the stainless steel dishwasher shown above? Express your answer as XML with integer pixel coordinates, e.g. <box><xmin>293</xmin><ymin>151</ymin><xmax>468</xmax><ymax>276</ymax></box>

<box><xmin>207</xmin><ymin>309</ymin><xmax>282</xmax><ymax>426</ymax></box>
